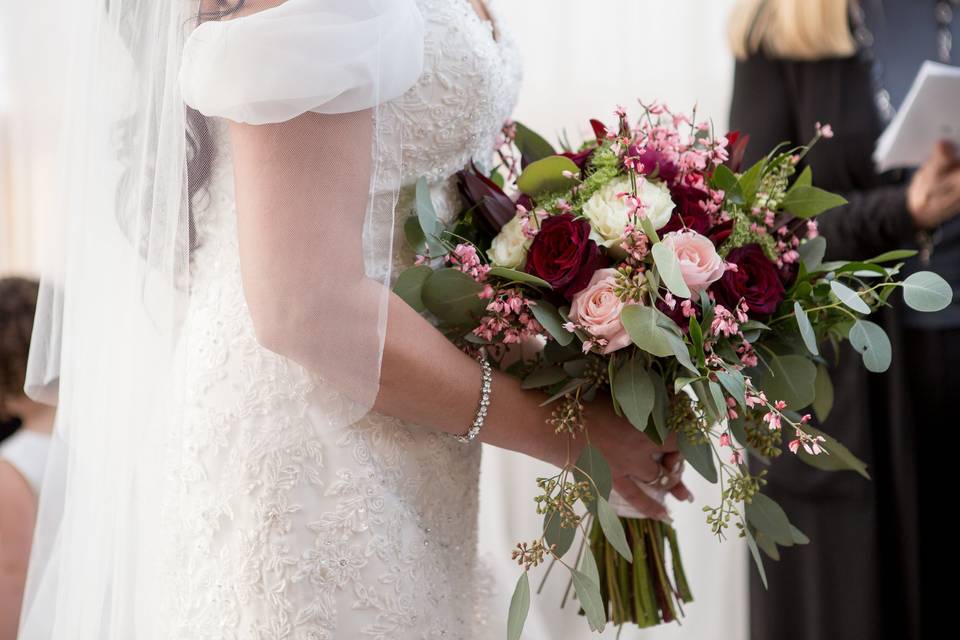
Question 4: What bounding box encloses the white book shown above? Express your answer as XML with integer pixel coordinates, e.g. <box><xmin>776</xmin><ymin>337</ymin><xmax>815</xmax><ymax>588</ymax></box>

<box><xmin>873</xmin><ymin>61</ymin><xmax>960</xmax><ymax>172</ymax></box>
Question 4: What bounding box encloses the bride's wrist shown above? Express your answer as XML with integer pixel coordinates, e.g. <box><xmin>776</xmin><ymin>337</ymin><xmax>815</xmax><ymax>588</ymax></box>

<box><xmin>479</xmin><ymin>371</ymin><xmax>577</xmax><ymax>468</ymax></box>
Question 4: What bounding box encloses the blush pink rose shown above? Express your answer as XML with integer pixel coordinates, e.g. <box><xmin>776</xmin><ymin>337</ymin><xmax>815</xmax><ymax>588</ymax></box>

<box><xmin>569</xmin><ymin>268</ymin><xmax>636</xmax><ymax>354</ymax></box>
<box><xmin>660</xmin><ymin>230</ymin><xmax>725</xmax><ymax>296</ymax></box>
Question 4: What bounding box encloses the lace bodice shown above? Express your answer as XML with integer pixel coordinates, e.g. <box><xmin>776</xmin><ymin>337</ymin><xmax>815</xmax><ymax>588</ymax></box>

<box><xmin>165</xmin><ymin>2</ymin><xmax>522</xmax><ymax>639</ymax></box>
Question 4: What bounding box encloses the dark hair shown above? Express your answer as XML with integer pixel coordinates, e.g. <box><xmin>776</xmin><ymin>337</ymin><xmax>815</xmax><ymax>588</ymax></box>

<box><xmin>185</xmin><ymin>0</ymin><xmax>248</xmax><ymax>246</ymax></box>
<box><xmin>0</xmin><ymin>277</ymin><xmax>40</xmax><ymax>420</ymax></box>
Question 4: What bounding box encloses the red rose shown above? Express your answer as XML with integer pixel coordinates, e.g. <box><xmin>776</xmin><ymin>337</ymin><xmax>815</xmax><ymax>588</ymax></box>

<box><xmin>525</xmin><ymin>213</ymin><xmax>603</xmax><ymax>299</ymax></box>
<box><xmin>713</xmin><ymin>243</ymin><xmax>785</xmax><ymax>316</ymax></box>
<box><xmin>661</xmin><ymin>183</ymin><xmax>712</xmax><ymax>235</ymax></box>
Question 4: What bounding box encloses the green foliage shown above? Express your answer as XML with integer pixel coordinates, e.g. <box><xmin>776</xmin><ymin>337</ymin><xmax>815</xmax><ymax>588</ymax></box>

<box><xmin>507</xmin><ymin>573</ymin><xmax>530</xmax><ymax>640</ymax></box>
<box><xmin>612</xmin><ymin>357</ymin><xmax>655</xmax><ymax>431</ymax></box>
<box><xmin>420</xmin><ymin>268</ymin><xmax>486</xmax><ymax>326</ymax></box>
<box><xmin>393</xmin><ymin>265</ymin><xmax>432</xmax><ymax>313</ymax></box>
<box><xmin>516</xmin><ymin>155</ymin><xmax>579</xmax><ymax>196</ymax></box>
<box><xmin>513</xmin><ymin>121</ymin><xmax>556</xmax><ymax>164</ymax></box>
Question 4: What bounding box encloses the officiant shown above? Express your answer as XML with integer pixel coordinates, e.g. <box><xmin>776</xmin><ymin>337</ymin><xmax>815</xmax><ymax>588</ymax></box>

<box><xmin>727</xmin><ymin>1</ymin><xmax>960</xmax><ymax>639</ymax></box>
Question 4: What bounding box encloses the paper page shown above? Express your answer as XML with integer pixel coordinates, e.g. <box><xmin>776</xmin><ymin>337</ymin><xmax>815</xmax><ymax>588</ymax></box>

<box><xmin>873</xmin><ymin>61</ymin><xmax>960</xmax><ymax>172</ymax></box>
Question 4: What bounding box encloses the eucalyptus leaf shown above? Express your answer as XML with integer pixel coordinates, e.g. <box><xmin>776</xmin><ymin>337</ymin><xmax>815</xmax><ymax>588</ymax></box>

<box><xmin>507</xmin><ymin>572</ymin><xmax>530</xmax><ymax>640</ymax></box>
<box><xmin>812</xmin><ymin>363</ymin><xmax>834</xmax><ymax>422</ymax></box>
<box><xmin>513</xmin><ymin>121</ymin><xmax>556</xmax><ymax>165</ymax></box>
<box><xmin>781</xmin><ymin>185</ymin><xmax>847</xmax><ymax>218</ymax></box>
<box><xmin>866</xmin><ymin>249</ymin><xmax>918</xmax><ymax>264</ymax></box>
<box><xmin>830</xmin><ymin>280</ymin><xmax>871</xmax><ymax>314</ymax></box>
<box><xmin>393</xmin><ymin>265</ymin><xmax>432</xmax><ymax>313</ymax></box>
<box><xmin>421</xmin><ymin>268</ymin><xmax>486</xmax><ymax>326</ymax></box>
<box><xmin>516</xmin><ymin>155</ymin><xmax>579</xmax><ymax>196</ymax></box>
<box><xmin>531</xmin><ymin>300</ymin><xmax>574</xmax><ymax>346</ymax></box>
<box><xmin>666</xmin><ymin>332</ymin><xmax>700</xmax><ymax>375</ymax></box>
<box><xmin>796</xmin><ymin>424</ymin><xmax>870</xmax><ymax>478</ymax></box>
<box><xmin>612</xmin><ymin>358</ymin><xmax>655</xmax><ymax>431</ymax></box>
<box><xmin>745</xmin><ymin>529</ymin><xmax>768</xmax><ymax>590</ymax></box>
<box><xmin>758</xmin><ymin>355</ymin><xmax>816</xmax><ymax>409</ymax></box>
<box><xmin>652</xmin><ymin>243</ymin><xmax>692</xmax><ymax>298</ymax></box>
<box><xmin>679</xmin><ymin>431</ymin><xmax>717</xmax><ymax>484</ymax></box>
<box><xmin>488</xmin><ymin>266</ymin><xmax>552</xmax><ymax>289</ymax></box>
<box><xmin>650</xmin><ymin>370</ymin><xmax>669</xmax><ymax>441</ymax></box>
<box><xmin>573</xmin><ymin>444</ymin><xmax>613</xmax><ymax>506</ymax></box>
<box><xmin>415</xmin><ymin>177</ymin><xmax>445</xmax><ymax>256</ymax></box>
<box><xmin>794</xmin><ymin>301</ymin><xmax>819</xmax><ymax>355</ymax></box>
<box><xmin>579</xmin><ymin>542</ymin><xmax>600</xmax><ymax>586</ymax></box>
<box><xmin>597</xmin><ymin>497</ymin><xmax>632</xmax><ymax>562</ymax></box>
<box><xmin>403</xmin><ymin>215</ymin><xmax>427</xmax><ymax>254</ymax></box>
<box><xmin>849</xmin><ymin>319</ymin><xmax>891</xmax><ymax>373</ymax></box>
<box><xmin>798</xmin><ymin>236</ymin><xmax>827</xmax><ymax>272</ymax></box>
<box><xmin>621</xmin><ymin>305</ymin><xmax>674</xmax><ymax>357</ymax></box>
<box><xmin>521</xmin><ymin>366</ymin><xmax>568</xmax><ymax>390</ymax></box>
<box><xmin>790</xmin><ymin>524</ymin><xmax>810</xmax><ymax>545</ymax></box>
<box><xmin>716</xmin><ymin>368</ymin><xmax>746</xmax><ymax>408</ymax></box>
<box><xmin>543</xmin><ymin>510</ymin><xmax>575</xmax><ymax>558</ymax></box>
<box><xmin>755</xmin><ymin>532</ymin><xmax>781</xmax><ymax>561</ymax></box>
<box><xmin>571</xmin><ymin>569</ymin><xmax>607</xmax><ymax>632</ymax></box>
<box><xmin>902</xmin><ymin>271</ymin><xmax>952</xmax><ymax>312</ymax></box>
<box><xmin>745</xmin><ymin>493</ymin><xmax>795</xmax><ymax>546</ymax></box>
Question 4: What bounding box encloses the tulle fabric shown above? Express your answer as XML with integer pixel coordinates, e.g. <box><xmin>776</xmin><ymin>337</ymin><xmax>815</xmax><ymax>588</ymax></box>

<box><xmin>19</xmin><ymin>1</ymin><xmax>423</xmax><ymax>637</ymax></box>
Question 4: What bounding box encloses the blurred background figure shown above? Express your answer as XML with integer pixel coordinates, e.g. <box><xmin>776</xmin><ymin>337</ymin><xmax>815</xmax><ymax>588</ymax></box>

<box><xmin>0</xmin><ymin>276</ymin><xmax>51</xmax><ymax>640</ymax></box>
<box><xmin>728</xmin><ymin>1</ymin><xmax>960</xmax><ymax>639</ymax></box>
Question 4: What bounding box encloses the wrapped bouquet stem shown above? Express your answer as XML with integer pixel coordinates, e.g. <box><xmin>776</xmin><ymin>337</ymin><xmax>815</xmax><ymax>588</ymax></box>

<box><xmin>395</xmin><ymin>103</ymin><xmax>951</xmax><ymax>637</ymax></box>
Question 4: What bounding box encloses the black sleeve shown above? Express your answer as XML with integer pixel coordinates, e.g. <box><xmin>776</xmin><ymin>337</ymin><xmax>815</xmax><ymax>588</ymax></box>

<box><xmin>816</xmin><ymin>185</ymin><xmax>917</xmax><ymax>262</ymax></box>
<box><xmin>728</xmin><ymin>55</ymin><xmax>918</xmax><ymax>262</ymax></box>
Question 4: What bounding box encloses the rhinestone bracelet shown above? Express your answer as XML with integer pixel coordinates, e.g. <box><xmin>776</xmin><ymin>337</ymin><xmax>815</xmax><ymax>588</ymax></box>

<box><xmin>455</xmin><ymin>353</ymin><xmax>492</xmax><ymax>443</ymax></box>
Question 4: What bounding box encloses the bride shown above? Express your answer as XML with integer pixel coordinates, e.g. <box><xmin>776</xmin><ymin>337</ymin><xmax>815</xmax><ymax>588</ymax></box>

<box><xmin>19</xmin><ymin>1</ymin><xmax>690</xmax><ymax>638</ymax></box>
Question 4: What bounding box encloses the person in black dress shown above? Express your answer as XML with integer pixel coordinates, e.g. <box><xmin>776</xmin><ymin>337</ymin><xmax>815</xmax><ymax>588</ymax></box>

<box><xmin>727</xmin><ymin>1</ymin><xmax>960</xmax><ymax>638</ymax></box>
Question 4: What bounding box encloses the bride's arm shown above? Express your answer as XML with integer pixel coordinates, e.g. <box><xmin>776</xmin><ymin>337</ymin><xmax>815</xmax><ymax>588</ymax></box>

<box><xmin>230</xmin><ymin>111</ymin><xmax>689</xmax><ymax>516</ymax></box>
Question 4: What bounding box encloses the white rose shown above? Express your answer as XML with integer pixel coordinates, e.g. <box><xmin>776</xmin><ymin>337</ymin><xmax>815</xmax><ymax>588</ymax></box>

<box><xmin>581</xmin><ymin>176</ymin><xmax>676</xmax><ymax>251</ymax></box>
<box><xmin>488</xmin><ymin>215</ymin><xmax>530</xmax><ymax>268</ymax></box>
<box><xmin>638</xmin><ymin>176</ymin><xmax>676</xmax><ymax>230</ymax></box>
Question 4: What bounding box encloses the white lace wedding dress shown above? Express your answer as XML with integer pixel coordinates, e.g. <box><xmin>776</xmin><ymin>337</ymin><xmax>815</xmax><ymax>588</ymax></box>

<box><xmin>167</xmin><ymin>1</ymin><xmax>521</xmax><ymax>638</ymax></box>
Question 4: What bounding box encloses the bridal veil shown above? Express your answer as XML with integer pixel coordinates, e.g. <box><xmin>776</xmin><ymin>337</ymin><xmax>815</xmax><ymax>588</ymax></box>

<box><xmin>18</xmin><ymin>1</ymin><xmax>424</xmax><ymax>637</ymax></box>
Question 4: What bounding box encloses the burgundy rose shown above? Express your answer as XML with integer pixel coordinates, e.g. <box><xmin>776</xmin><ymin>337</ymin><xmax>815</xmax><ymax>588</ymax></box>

<box><xmin>525</xmin><ymin>213</ymin><xmax>604</xmax><ymax>299</ymax></box>
<box><xmin>660</xmin><ymin>183</ymin><xmax>712</xmax><ymax>235</ymax></box>
<box><xmin>713</xmin><ymin>243</ymin><xmax>785</xmax><ymax>316</ymax></box>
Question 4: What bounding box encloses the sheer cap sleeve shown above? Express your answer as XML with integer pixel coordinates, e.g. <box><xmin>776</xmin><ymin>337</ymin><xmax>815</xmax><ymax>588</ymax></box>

<box><xmin>179</xmin><ymin>0</ymin><xmax>425</xmax><ymax>124</ymax></box>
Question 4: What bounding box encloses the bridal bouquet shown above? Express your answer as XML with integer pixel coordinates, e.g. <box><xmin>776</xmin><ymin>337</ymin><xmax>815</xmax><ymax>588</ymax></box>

<box><xmin>395</xmin><ymin>103</ymin><xmax>950</xmax><ymax>636</ymax></box>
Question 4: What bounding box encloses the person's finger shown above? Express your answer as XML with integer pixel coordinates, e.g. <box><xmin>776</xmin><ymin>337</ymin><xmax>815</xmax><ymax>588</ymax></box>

<box><xmin>661</xmin><ymin>451</ymin><xmax>684</xmax><ymax>475</ymax></box>
<box><xmin>613</xmin><ymin>477</ymin><xmax>671</xmax><ymax>522</ymax></box>
<box><xmin>936</xmin><ymin>140</ymin><xmax>960</xmax><ymax>167</ymax></box>
<box><xmin>930</xmin><ymin>140</ymin><xmax>957</xmax><ymax>172</ymax></box>
<box><xmin>669</xmin><ymin>480</ymin><xmax>695</xmax><ymax>503</ymax></box>
<box><xmin>659</xmin><ymin>431</ymin><xmax>679</xmax><ymax>453</ymax></box>
<box><xmin>627</xmin><ymin>453</ymin><xmax>663</xmax><ymax>484</ymax></box>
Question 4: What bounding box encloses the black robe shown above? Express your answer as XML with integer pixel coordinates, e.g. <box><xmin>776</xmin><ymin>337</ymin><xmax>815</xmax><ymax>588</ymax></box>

<box><xmin>729</xmin><ymin>53</ymin><xmax>951</xmax><ymax>640</ymax></box>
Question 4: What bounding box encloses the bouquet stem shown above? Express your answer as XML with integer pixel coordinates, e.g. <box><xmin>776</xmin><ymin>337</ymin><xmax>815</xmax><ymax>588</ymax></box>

<box><xmin>586</xmin><ymin>516</ymin><xmax>693</xmax><ymax>628</ymax></box>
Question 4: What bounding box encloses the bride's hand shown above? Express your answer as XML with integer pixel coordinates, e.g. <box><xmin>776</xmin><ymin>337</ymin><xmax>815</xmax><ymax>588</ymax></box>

<box><xmin>586</xmin><ymin>402</ymin><xmax>693</xmax><ymax>522</ymax></box>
